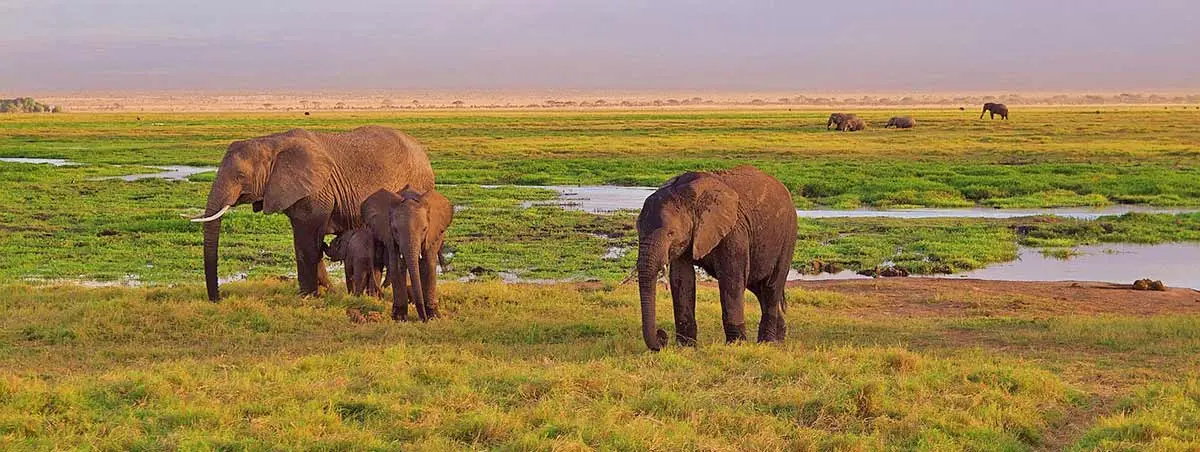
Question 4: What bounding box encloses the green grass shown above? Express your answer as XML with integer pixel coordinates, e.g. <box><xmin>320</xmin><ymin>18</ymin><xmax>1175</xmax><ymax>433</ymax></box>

<box><xmin>2</xmin><ymin>108</ymin><xmax>1199</xmax><ymax>448</ymax></box>
<box><xmin>3</xmin><ymin>108</ymin><xmax>1199</xmax><ymax>207</ymax></box>
<box><xmin>4</xmin><ymin>282</ymin><xmax>1199</xmax><ymax>449</ymax></box>
<box><xmin>2</xmin><ymin>282</ymin><xmax>1199</xmax><ymax>449</ymax></box>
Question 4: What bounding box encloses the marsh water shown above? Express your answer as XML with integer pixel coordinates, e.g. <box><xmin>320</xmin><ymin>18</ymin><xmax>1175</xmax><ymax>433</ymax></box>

<box><xmin>0</xmin><ymin>157</ymin><xmax>214</xmax><ymax>181</ymax></box>
<box><xmin>521</xmin><ymin>185</ymin><xmax>1199</xmax><ymax>219</ymax></box>
<box><xmin>5</xmin><ymin>160</ymin><xmax>1197</xmax><ymax>287</ymax></box>
<box><xmin>104</xmin><ymin>165</ymin><xmax>216</xmax><ymax>181</ymax></box>
<box><xmin>789</xmin><ymin>243</ymin><xmax>1200</xmax><ymax>289</ymax></box>
<box><xmin>0</xmin><ymin>157</ymin><xmax>78</xmax><ymax>166</ymax></box>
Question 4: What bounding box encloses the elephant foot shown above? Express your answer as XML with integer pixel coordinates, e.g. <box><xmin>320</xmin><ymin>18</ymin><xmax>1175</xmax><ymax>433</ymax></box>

<box><xmin>723</xmin><ymin>323</ymin><xmax>748</xmax><ymax>343</ymax></box>
<box><xmin>758</xmin><ymin>320</ymin><xmax>787</xmax><ymax>343</ymax></box>
<box><xmin>392</xmin><ymin>305</ymin><xmax>408</xmax><ymax>322</ymax></box>
<box><xmin>675</xmin><ymin>333</ymin><xmax>697</xmax><ymax>347</ymax></box>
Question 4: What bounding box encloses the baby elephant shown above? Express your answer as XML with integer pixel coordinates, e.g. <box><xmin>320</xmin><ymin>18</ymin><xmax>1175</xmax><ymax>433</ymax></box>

<box><xmin>885</xmin><ymin>116</ymin><xmax>916</xmax><ymax>129</ymax></box>
<box><xmin>363</xmin><ymin>186</ymin><xmax>454</xmax><ymax>321</ymax></box>
<box><xmin>324</xmin><ymin>228</ymin><xmax>387</xmax><ymax>297</ymax></box>
<box><xmin>840</xmin><ymin>115</ymin><xmax>866</xmax><ymax>132</ymax></box>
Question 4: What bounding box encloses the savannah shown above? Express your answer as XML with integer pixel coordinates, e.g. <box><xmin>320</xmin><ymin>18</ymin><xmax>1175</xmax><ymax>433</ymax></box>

<box><xmin>1</xmin><ymin>104</ymin><xmax>1199</xmax><ymax>450</ymax></box>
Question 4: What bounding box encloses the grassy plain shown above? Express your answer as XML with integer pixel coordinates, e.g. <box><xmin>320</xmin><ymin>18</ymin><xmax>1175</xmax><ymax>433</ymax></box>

<box><xmin>2</xmin><ymin>281</ymin><xmax>1199</xmax><ymax>450</ymax></box>
<box><xmin>1</xmin><ymin>108</ymin><xmax>1198</xmax><ymax>283</ymax></box>
<box><xmin>1</xmin><ymin>107</ymin><xmax>1199</xmax><ymax>449</ymax></box>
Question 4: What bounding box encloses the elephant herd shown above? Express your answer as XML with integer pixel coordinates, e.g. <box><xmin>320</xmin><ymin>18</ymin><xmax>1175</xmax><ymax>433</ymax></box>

<box><xmin>826</xmin><ymin>102</ymin><xmax>1009</xmax><ymax>131</ymax></box>
<box><xmin>192</xmin><ymin>103</ymin><xmax>1010</xmax><ymax>350</ymax></box>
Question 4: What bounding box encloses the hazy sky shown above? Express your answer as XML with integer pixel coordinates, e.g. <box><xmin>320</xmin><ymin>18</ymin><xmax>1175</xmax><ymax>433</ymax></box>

<box><xmin>3</xmin><ymin>0</ymin><xmax>1198</xmax><ymax>92</ymax></box>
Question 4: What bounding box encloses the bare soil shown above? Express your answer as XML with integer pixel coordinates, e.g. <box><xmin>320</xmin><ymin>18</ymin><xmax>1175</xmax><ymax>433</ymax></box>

<box><xmin>790</xmin><ymin>278</ymin><xmax>1200</xmax><ymax>317</ymax></box>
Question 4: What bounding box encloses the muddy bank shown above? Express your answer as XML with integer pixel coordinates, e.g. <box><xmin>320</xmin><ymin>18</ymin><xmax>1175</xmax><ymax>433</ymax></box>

<box><xmin>788</xmin><ymin>278</ymin><xmax>1200</xmax><ymax>318</ymax></box>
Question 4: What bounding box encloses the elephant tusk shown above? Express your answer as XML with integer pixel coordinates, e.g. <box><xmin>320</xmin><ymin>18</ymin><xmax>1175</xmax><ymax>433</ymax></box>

<box><xmin>191</xmin><ymin>205</ymin><xmax>231</xmax><ymax>223</ymax></box>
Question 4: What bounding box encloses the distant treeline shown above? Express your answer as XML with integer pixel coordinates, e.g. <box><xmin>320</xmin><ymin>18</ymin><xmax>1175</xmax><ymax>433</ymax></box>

<box><xmin>758</xmin><ymin>93</ymin><xmax>1200</xmax><ymax>107</ymax></box>
<box><xmin>275</xmin><ymin>93</ymin><xmax>1200</xmax><ymax>110</ymax></box>
<box><xmin>0</xmin><ymin>97</ymin><xmax>60</xmax><ymax>113</ymax></box>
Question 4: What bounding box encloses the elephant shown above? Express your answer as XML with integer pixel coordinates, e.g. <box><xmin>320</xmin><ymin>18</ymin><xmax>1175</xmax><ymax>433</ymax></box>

<box><xmin>840</xmin><ymin>115</ymin><xmax>866</xmax><ymax>131</ymax></box>
<box><xmin>885</xmin><ymin>116</ymin><xmax>916</xmax><ymax>129</ymax></box>
<box><xmin>190</xmin><ymin>126</ymin><xmax>434</xmax><ymax>302</ymax></box>
<box><xmin>324</xmin><ymin>228</ymin><xmax>387</xmax><ymax>297</ymax></box>
<box><xmin>826</xmin><ymin>112</ymin><xmax>853</xmax><ymax>130</ymax></box>
<box><xmin>362</xmin><ymin>186</ymin><xmax>454</xmax><ymax>321</ymax></box>
<box><xmin>636</xmin><ymin>165</ymin><xmax>798</xmax><ymax>351</ymax></box>
<box><xmin>980</xmin><ymin>102</ymin><xmax>1008</xmax><ymax>120</ymax></box>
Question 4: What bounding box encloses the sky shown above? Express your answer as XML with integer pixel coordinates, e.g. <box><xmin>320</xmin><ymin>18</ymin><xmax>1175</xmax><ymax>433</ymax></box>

<box><xmin>2</xmin><ymin>0</ymin><xmax>1198</xmax><ymax>92</ymax></box>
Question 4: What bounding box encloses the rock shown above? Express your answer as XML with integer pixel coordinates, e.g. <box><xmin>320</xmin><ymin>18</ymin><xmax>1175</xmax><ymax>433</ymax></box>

<box><xmin>1133</xmin><ymin>279</ymin><xmax>1151</xmax><ymax>290</ymax></box>
<box><xmin>1149</xmin><ymin>280</ymin><xmax>1166</xmax><ymax>291</ymax></box>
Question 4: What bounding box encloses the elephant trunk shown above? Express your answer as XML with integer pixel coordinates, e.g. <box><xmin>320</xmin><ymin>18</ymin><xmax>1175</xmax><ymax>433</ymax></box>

<box><xmin>405</xmin><ymin>240</ymin><xmax>426</xmax><ymax>321</ymax></box>
<box><xmin>200</xmin><ymin>181</ymin><xmax>240</xmax><ymax>302</ymax></box>
<box><xmin>636</xmin><ymin>239</ymin><xmax>669</xmax><ymax>351</ymax></box>
<box><xmin>389</xmin><ymin>245</ymin><xmax>407</xmax><ymax>320</ymax></box>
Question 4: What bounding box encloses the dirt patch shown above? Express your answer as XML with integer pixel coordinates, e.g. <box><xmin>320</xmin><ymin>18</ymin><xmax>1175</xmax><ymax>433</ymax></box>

<box><xmin>789</xmin><ymin>278</ymin><xmax>1200</xmax><ymax>317</ymax></box>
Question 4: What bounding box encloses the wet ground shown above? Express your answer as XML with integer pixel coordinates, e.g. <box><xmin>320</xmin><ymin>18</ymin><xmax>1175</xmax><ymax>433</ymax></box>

<box><xmin>789</xmin><ymin>243</ymin><xmax>1200</xmax><ymax>289</ymax></box>
<box><xmin>519</xmin><ymin>185</ymin><xmax>1199</xmax><ymax>219</ymax></box>
<box><xmin>0</xmin><ymin>157</ymin><xmax>214</xmax><ymax>181</ymax></box>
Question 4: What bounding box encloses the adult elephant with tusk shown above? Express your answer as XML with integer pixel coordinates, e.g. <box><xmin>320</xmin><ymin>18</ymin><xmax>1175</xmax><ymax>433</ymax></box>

<box><xmin>636</xmin><ymin>165</ymin><xmax>797</xmax><ymax>351</ymax></box>
<box><xmin>191</xmin><ymin>125</ymin><xmax>435</xmax><ymax>302</ymax></box>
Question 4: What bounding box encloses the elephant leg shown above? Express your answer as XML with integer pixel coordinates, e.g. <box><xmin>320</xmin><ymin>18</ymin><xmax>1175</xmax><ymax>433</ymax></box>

<box><xmin>317</xmin><ymin>260</ymin><xmax>332</xmax><ymax>291</ymax></box>
<box><xmin>344</xmin><ymin>270</ymin><xmax>354</xmax><ymax>295</ymax></box>
<box><xmin>289</xmin><ymin>216</ymin><xmax>326</xmax><ymax>297</ymax></box>
<box><xmin>714</xmin><ymin>250</ymin><xmax>749</xmax><ymax>344</ymax></box>
<box><xmin>368</xmin><ymin>268</ymin><xmax>383</xmax><ymax>298</ymax></box>
<box><xmin>420</xmin><ymin>247</ymin><xmax>440</xmax><ymax>318</ymax></box>
<box><xmin>352</xmin><ymin>263</ymin><xmax>370</xmax><ymax>296</ymax></box>
<box><xmin>668</xmin><ymin>257</ymin><xmax>697</xmax><ymax>346</ymax></box>
<box><xmin>751</xmin><ymin>283</ymin><xmax>787</xmax><ymax>343</ymax></box>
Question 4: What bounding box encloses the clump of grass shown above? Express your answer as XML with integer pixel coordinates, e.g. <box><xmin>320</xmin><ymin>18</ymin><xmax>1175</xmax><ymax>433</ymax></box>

<box><xmin>1073</xmin><ymin>380</ymin><xmax>1200</xmax><ymax>450</ymax></box>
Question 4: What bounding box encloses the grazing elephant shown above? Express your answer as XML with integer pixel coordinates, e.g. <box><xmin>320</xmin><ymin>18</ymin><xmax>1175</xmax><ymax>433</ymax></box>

<box><xmin>363</xmin><ymin>186</ymin><xmax>454</xmax><ymax>321</ymax></box>
<box><xmin>324</xmin><ymin>228</ymin><xmax>387</xmax><ymax>297</ymax></box>
<box><xmin>980</xmin><ymin>102</ymin><xmax>1008</xmax><ymax>120</ymax></box>
<box><xmin>636</xmin><ymin>165</ymin><xmax>798</xmax><ymax>351</ymax></box>
<box><xmin>840</xmin><ymin>116</ymin><xmax>866</xmax><ymax>131</ymax></box>
<box><xmin>885</xmin><ymin>116</ymin><xmax>916</xmax><ymax>128</ymax></box>
<box><xmin>190</xmin><ymin>126</ymin><xmax>434</xmax><ymax>302</ymax></box>
<box><xmin>826</xmin><ymin>112</ymin><xmax>853</xmax><ymax>130</ymax></box>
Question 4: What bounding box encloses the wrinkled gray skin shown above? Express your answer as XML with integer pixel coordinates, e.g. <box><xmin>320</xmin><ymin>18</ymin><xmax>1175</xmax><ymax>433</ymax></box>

<box><xmin>840</xmin><ymin>116</ymin><xmax>866</xmax><ymax>131</ymax></box>
<box><xmin>324</xmin><ymin>228</ymin><xmax>387</xmax><ymax>297</ymax></box>
<box><xmin>194</xmin><ymin>126</ymin><xmax>434</xmax><ymax>302</ymax></box>
<box><xmin>826</xmin><ymin>112</ymin><xmax>853</xmax><ymax>130</ymax></box>
<box><xmin>885</xmin><ymin>116</ymin><xmax>916</xmax><ymax>128</ymax></box>
<box><xmin>636</xmin><ymin>165</ymin><xmax>798</xmax><ymax>351</ymax></box>
<box><xmin>362</xmin><ymin>186</ymin><xmax>454</xmax><ymax>322</ymax></box>
<box><xmin>981</xmin><ymin>102</ymin><xmax>1009</xmax><ymax>120</ymax></box>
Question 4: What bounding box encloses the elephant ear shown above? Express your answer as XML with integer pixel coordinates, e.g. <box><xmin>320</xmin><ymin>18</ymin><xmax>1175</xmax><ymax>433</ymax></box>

<box><xmin>420</xmin><ymin>190</ymin><xmax>454</xmax><ymax>243</ymax></box>
<box><xmin>262</xmin><ymin>140</ymin><xmax>332</xmax><ymax>214</ymax></box>
<box><xmin>362</xmin><ymin>189</ymin><xmax>400</xmax><ymax>244</ymax></box>
<box><xmin>686</xmin><ymin>177</ymin><xmax>740</xmax><ymax>260</ymax></box>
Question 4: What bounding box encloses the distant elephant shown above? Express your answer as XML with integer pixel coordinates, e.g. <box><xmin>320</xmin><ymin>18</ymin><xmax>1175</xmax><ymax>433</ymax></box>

<box><xmin>840</xmin><ymin>116</ymin><xmax>866</xmax><ymax>131</ymax></box>
<box><xmin>363</xmin><ymin>186</ymin><xmax>454</xmax><ymax>321</ymax></box>
<box><xmin>980</xmin><ymin>102</ymin><xmax>1008</xmax><ymax>120</ymax></box>
<box><xmin>636</xmin><ymin>165</ymin><xmax>798</xmax><ymax>351</ymax></box>
<box><xmin>885</xmin><ymin>116</ymin><xmax>916</xmax><ymax>128</ymax></box>
<box><xmin>324</xmin><ymin>228</ymin><xmax>387</xmax><ymax>297</ymax></box>
<box><xmin>826</xmin><ymin>112</ymin><xmax>853</xmax><ymax>130</ymax></box>
<box><xmin>190</xmin><ymin>126</ymin><xmax>435</xmax><ymax>302</ymax></box>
